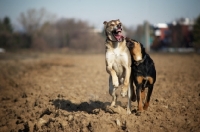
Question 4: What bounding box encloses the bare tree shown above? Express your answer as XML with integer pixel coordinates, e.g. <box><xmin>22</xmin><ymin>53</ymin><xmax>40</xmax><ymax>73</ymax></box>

<box><xmin>18</xmin><ymin>8</ymin><xmax>56</xmax><ymax>50</ymax></box>
<box><xmin>17</xmin><ymin>8</ymin><xmax>104</xmax><ymax>51</ymax></box>
<box><xmin>52</xmin><ymin>18</ymin><xmax>104</xmax><ymax>51</ymax></box>
<box><xmin>18</xmin><ymin>8</ymin><xmax>56</xmax><ymax>35</ymax></box>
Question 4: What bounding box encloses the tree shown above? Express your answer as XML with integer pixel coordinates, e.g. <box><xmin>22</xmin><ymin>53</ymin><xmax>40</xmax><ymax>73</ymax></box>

<box><xmin>18</xmin><ymin>8</ymin><xmax>56</xmax><ymax>35</ymax></box>
<box><xmin>17</xmin><ymin>8</ymin><xmax>104</xmax><ymax>51</ymax></box>
<box><xmin>18</xmin><ymin>8</ymin><xmax>56</xmax><ymax>50</ymax></box>
<box><xmin>0</xmin><ymin>17</ymin><xmax>31</xmax><ymax>49</ymax></box>
<box><xmin>54</xmin><ymin>18</ymin><xmax>104</xmax><ymax>51</ymax></box>
<box><xmin>0</xmin><ymin>17</ymin><xmax>13</xmax><ymax>49</ymax></box>
<box><xmin>0</xmin><ymin>17</ymin><xmax>12</xmax><ymax>33</ymax></box>
<box><xmin>193</xmin><ymin>15</ymin><xmax>200</xmax><ymax>50</ymax></box>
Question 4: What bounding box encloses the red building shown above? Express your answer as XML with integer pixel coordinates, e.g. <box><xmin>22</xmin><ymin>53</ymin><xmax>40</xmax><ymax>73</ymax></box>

<box><xmin>151</xmin><ymin>18</ymin><xmax>194</xmax><ymax>50</ymax></box>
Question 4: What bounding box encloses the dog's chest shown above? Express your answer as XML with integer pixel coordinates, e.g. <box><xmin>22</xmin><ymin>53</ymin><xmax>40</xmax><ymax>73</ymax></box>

<box><xmin>105</xmin><ymin>41</ymin><xmax>130</xmax><ymax>75</ymax></box>
<box><xmin>106</xmin><ymin>48</ymin><xmax>129</xmax><ymax>67</ymax></box>
<box><xmin>113</xmin><ymin>48</ymin><xmax>120</xmax><ymax>56</ymax></box>
<box><xmin>106</xmin><ymin>49</ymin><xmax>127</xmax><ymax>60</ymax></box>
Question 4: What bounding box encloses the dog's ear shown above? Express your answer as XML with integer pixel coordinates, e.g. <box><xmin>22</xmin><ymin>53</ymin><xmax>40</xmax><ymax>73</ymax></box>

<box><xmin>126</xmin><ymin>41</ymin><xmax>134</xmax><ymax>48</ymax></box>
<box><xmin>103</xmin><ymin>21</ymin><xmax>107</xmax><ymax>25</ymax></box>
<box><xmin>126</xmin><ymin>37</ymin><xmax>134</xmax><ymax>48</ymax></box>
<box><xmin>125</xmin><ymin>37</ymin><xmax>131</xmax><ymax>42</ymax></box>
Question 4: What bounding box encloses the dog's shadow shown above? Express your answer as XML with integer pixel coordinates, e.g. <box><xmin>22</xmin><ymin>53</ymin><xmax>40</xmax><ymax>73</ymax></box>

<box><xmin>52</xmin><ymin>99</ymin><xmax>110</xmax><ymax>113</ymax></box>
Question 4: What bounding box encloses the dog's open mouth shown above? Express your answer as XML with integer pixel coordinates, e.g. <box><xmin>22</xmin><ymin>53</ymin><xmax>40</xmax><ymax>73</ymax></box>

<box><xmin>112</xmin><ymin>28</ymin><xmax>123</xmax><ymax>41</ymax></box>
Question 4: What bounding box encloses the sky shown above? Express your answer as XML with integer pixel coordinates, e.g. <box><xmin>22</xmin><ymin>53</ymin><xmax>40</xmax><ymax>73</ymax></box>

<box><xmin>0</xmin><ymin>0</ymin><xmax>200</xmax><ymax>30</ymax></box>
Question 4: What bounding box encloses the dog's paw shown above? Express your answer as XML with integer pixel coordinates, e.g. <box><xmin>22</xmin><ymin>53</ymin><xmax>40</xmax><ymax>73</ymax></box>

<box><xmin>127</xmin><ymin>109</ymin><xmax>132</xmax><ymax>114</ymax></box>
<box><xmin>121</xmin><ymin>91</ymin><xmax>127</xmax><ymax>97</ymax></box>
<box><xmin>111</xmin><ymin>101</ymin><xmax>116</xmax><ymax>107</ymax></box>
<box><xmin>112</xmin><ymin>76</ymin><xmax>119</xmax><ymax>88</ymax></box>
<box><xmin>113</xmin><ymin>81</ymin><xmax>119</xmax><ymax>88</ymax></box>
<box><xmin>120</xmin><ymin>85</ymin><xmax>128</xmax><ymax>97</ymax></box>
<box><xmin>106</xmin><ymin>105</ymin><xmax>127</xmax><ymax>114</ymax></box>
<box><xmin>131</xmin><ymin>95</ymin><xmax>136</xmax><ymax>102</ymax></box>
<box><xmin>143</xmin><ymin>104</ymin><xmax>149</xmax><ymax>110</ymax></box>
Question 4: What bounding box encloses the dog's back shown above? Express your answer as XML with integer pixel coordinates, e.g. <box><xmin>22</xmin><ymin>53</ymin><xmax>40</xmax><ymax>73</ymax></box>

<box><xmin>131</xmin><ymin>54</ymin><xmax>156</xmax><ymax>88</ymax></box>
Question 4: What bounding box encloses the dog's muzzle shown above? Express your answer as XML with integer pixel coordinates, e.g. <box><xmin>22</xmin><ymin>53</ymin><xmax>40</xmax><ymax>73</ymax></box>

<box><xmin>112</xmin><ymin>27</ymin><xmax>123</xmax><ymax>41</ymax></box>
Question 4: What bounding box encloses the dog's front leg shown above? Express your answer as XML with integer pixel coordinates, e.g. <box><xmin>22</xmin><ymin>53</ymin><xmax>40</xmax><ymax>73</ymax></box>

<box><xmin>121</xmin><ymin>66</ymin><xmax>131</xmax><ymax>97</ymax></box>
<box><xmin>106</xmin><ymin>65</ymin><xmax>119</xmax><ymax>88</ymax></box>
<box><xmin>107</xmin><ymin>64</ymin><xmax>119</xmax><ymax>107</ymax></box>
<box><xmin>130</xmin><ymin>75</ymin><xmax>137</xmax><ymax>102</ymax></box>
<box><xmin>143</xmin><ymin>84</ymin><xmax>153</xmax><ymax>110</ymax></box>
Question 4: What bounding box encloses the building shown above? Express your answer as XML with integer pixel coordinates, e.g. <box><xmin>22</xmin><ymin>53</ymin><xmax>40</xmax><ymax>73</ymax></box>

<box><xmin>151</xmin><ymin>18</ymin><xmax>194</xmax><ymax>50</ymax></box>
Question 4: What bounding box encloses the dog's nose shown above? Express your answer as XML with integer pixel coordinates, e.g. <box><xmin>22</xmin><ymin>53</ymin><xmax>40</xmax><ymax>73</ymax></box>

<box><xmin>117</xmin><ymin>24</ymin><xmax>121</xmax><ymax>29</ymax></box>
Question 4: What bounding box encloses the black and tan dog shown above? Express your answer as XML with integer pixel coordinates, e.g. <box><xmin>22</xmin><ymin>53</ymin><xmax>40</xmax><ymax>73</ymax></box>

<box><xmin>126</xmin><ymin>37</ymin><xmax>156</xmax><ymax>116</ymax></box>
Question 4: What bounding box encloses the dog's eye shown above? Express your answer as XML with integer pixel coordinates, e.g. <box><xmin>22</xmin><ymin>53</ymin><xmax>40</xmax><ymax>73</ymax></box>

<box><xmin>110</xmin><ymin>24</ymin><xmax>114</xmax><ymax>26</ymax></box>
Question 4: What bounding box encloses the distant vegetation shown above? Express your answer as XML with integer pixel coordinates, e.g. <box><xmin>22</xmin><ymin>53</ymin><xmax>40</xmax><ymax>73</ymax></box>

<box><xmin>0</xmin><ymin>8</ymin><xmax>105</xmax><ymax>52</ymax></box>
<box><xmin>0</xmin><ymin>8</ymin><xmax>200</xmax><ymax>52</ymax></box>
<box><xmin>0</xmin><ymin>16</ymin><xmax>31</xmax><ymax>50</ymax></box>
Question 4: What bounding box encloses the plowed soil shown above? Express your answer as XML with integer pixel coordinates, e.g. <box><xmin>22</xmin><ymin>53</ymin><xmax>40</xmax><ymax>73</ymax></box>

<box><xmin>0</xmin><ymin>51</ymin><xmax>200</xmax><ymax>132</ymax></box>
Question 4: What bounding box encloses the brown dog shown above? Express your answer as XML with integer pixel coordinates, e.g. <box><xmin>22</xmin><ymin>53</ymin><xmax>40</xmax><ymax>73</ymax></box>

<box><xmin>126</xmin><ymin>38</ymin><xmax>156</xmax><ymax>116</ymax></box>
<box><xmin>103</xmin><ymin>19</ymin><xmax>133</xmax><ymax>114</ymax></box>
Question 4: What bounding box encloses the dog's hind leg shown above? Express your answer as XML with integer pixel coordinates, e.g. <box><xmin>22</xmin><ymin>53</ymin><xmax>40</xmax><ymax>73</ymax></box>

<box><xmin>135</xmin><ymin>76</ymin><xmax>144</xmax><ymax>116</ymax></box>
<box><xmin>143</xmin><ymin>85</ymin><xmax>153</xmax><ymax>110</ymax></box>
<box><xmin>121</xmin><ymin>66</ymin><xmax>131</xmax><ymax>97</ymax></box>
<box><xmin>141</xmin><ymin>89</ymin><xmax>146</xmax><ymax>104</ymax></box>
<box><xmin>109</xmin><ymin>76</ymin><xmax>117</xmax><ymax>106</ymax></box>
<box><xmin>136</xmin><ymin>84</ymin><xmax>143</xmax><ymax>112</ymax></box>
<box><xmin>127</xmin><ymin>83</ymin><xmax>132</xmax><ymax>114</ymax></box>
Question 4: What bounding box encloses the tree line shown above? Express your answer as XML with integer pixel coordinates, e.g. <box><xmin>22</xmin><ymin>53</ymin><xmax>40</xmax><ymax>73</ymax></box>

<box><xmin>0</xmin><ymin>8</ymin><xmax>200</xmax><ymax>52</ymax></box>
<box><xmin>0</xmin><ymin>8</ymin><xmax>105</xmax><ymax>52</ymax></box>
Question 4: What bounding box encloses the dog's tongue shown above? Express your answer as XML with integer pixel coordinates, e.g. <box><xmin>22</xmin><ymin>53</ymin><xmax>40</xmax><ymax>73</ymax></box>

<box><xmin>114</xmin><ymin>32</ymin><xmax>123</xmax><ymax>41</ymax></box>
<box><xmin>115</xmin><ymin>35</ymin><xmax>122</xmax><ymax>41</ymax></box>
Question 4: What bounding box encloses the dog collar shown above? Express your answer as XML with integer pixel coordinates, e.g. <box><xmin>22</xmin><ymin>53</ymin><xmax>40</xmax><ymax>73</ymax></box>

<box><xmin>133</xmin><ymin>55</ymin><xmax>146</xmax><ymax>66</ymax></box>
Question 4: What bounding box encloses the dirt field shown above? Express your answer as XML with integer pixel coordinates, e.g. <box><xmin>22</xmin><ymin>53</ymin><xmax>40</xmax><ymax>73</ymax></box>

<box><xmin>0</xmin><ymin>51</ymin><xmax>200</xmax><ymax>132</ymax></box>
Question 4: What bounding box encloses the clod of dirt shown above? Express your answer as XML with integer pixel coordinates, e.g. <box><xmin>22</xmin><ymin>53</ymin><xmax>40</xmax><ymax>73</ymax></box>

<box><xmin>22</xmin><ymin>92</ymin><xmax>27</xmax><ymax>98</ymax></box>
<box><xmin>40</xmin><ymin>108</ymin><xmax>52</xmax><ymax>118</ymax></box>
<box><xmin>105</xmin><ymin>105</ymin><xmax>126</xmax><ymax>114</ymax></box>
<box><xmin>38</xmin><ymin>118</ymin><xmax>48</xmax><ymax>125</ymax></box>
<box><xmin>92</xmin><ymin>108</ymin><xmax>100</xmax><ymax>114</ymax></box>
<box><xmin>162</xmin><ymin>105</ymin><xmax>168</xmax><ymax>109</ymax></box>
<box><xmin>135</xmin><ymin>111</ymin><xmax>141</xmax><ymax>116</ymax></box>
<box><xmin>27</xmin><ymin>121</ymin><xmax>34</xmax><ymax>132</ymax></box>
<box><xmin>87</xmin><ymin>122</ymin><xmax>93</xmax><ymax>132</ymax></box>
<box><xmin>67</xmin><ymin>115</ymin><xmax>74</xmax><ymax>121</ymax></box>
<box><xmin>1</xmin><ymin>96</ymin><xmax>10</xmax><ymax>101</ymax></box>
<box><xmin>36</xmin><ymin>118</ymin><xmax>47</xmax><ymax>130</ymax></box>
<box><xmin>116</xmin><ymin>118</ymin><xmax>121</xmax><ymax>126</ymax></box>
